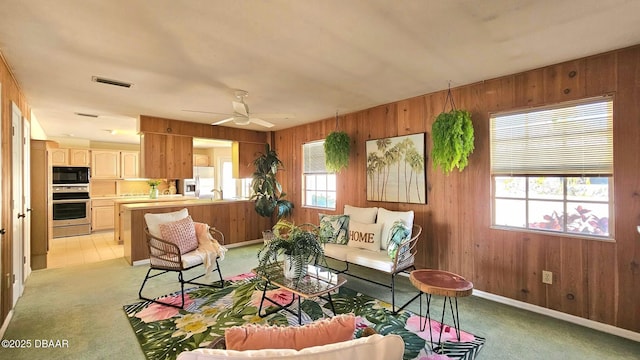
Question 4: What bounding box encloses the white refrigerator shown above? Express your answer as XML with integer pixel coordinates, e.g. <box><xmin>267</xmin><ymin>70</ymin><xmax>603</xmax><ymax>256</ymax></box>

<box><xmin>194</xmin><ymin>166</ymin><xmax>216</xmax><ymax>198</ymax></box>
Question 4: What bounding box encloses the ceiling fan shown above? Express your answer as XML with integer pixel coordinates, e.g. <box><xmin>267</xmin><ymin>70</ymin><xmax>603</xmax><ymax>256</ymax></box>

<box><xmin>183</xmin><ymin>90</ymin><xmax>293</xmax><ymax>128</ymax></box>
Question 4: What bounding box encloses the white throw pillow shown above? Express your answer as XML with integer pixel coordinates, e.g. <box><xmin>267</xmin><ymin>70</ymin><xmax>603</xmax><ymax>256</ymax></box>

<box><xmin>144</xmin><ymin>208</ymin><xmax>190</xmax><ymax>238</ymax></box>
<box><xmin>347</xmin><ymin>220</ymin><xmax>382</xmax><ymax>252</ymax></box>
<box><xmin>376</xmin><ymin>208</ymin><xmax>414</xmax><ymax>250</ymax></box>
<box><xmin>344</xmin><ymin>205</ymin><xmax>378</xmax><ymax>224</ymax></box>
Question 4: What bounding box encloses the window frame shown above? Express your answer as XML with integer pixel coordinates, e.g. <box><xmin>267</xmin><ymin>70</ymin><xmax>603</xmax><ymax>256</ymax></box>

<box><xmin>302</xmin><ymin>140</ymin><xmax>337</xmax><ymax>210</ymax></box>
<box><xmin>489</xmin><ymin>96</ymin><xmax>614</xmax><ymax>241</ymax></box>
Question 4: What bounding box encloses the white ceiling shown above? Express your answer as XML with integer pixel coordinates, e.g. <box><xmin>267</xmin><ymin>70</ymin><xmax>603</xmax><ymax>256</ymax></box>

<box><xmin>1</xmin><ymin>0</ymin><xmax>639</xmax><ymax>145</ymax></box>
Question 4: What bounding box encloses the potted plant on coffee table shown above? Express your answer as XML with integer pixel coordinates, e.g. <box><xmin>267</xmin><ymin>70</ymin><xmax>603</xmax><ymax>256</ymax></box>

<box><xmin>256</xmin><ymin>220</ymin><xmax>323</xmax><ymax>281</ymax></box>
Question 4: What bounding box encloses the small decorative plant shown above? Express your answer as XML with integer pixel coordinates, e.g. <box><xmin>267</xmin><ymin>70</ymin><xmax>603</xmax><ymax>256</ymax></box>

<box><xmin>250</xmin><ymin>144</ymin><xmax>294</xmax><ymax>219</ymax></box>
<box><xmin>324</xmin><ymin>131</ymin><xmax>351</xmax><ymax>173</ymax></box>
<box><xmin>147</xmin><ymin>179</ymin><xmax>162</xmax><ymax>187</ymax></box>
<box><xmin>431</xmin><ymin>109</ymin><xmax>475</xmax><ymax>174</ymax></box>
<box><xmin>256</xmin><ymin>220</ymin><xmax>323</xmax><ymax>280</ymax></box>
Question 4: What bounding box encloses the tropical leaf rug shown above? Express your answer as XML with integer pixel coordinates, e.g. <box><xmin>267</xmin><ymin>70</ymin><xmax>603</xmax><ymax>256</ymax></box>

<box><xmin>123</xmin><ymin>273</ymin><xmax>485</xmax><ymax>360</ymax></box>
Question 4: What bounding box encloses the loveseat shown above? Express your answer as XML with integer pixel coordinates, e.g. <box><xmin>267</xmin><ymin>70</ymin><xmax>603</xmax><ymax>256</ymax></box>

<box><xmin>319</xmin><ymin>205</ymin><xmax>422</xmax><ymax>311</ymax></box>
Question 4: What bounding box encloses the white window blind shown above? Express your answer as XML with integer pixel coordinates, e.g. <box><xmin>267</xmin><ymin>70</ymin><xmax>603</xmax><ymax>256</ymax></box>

<box><xmin>490</xmin><ymin>97</ymin><xmax>613</xmax><ymax>176</ymax></box>
<box><xmin>303</xmin><ymin>141</ymin><xmax>327</xmax><ymax>174</ymax></box>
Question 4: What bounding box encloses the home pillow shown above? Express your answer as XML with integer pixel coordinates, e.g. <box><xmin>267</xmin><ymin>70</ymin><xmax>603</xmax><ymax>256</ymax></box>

<box><xmin>387</xmin><ymin>220</ymin><xmax>412</xmax><ymax>260</ymax></box>
<box><xmin>159</xmin><ymin>216</ymin><xmax>199</xmax><ymax>254</ymax></box>
<box><xmin>347</xmin><ymin>220</ymin><xmax>382</xmax><ymax>252</ymax></box>
<box><xmin>144</xmin><ymin>208</ymin><xmax>190</xmax><ymax>238</ymax></box>
<box><xmin>318</xmin><ymin>214</ymin><xmax>350</xmax><ymax>244</ymax></box>
<box><xmin>224</xmin><ymin>313</ymin><xmax>356</xmax><ymax>351</ymax></box>
<box><xmin>376</xmin><ymin>208</ymin><xmax>414</xmax><ymax>250</ymax></box>
<box><xmin>344</xmin><ymin>205</ymin><xmax>378</xmax><ymax>224</ymax></box>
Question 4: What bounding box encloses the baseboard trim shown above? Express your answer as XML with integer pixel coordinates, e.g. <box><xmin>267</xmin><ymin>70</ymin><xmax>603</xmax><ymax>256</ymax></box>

<box><xmin>472</xmin><ymin>289</ymin><xmax>640</xmax><ymax>342</ymax></box>
<box><xmin>0</xmin><ymin>309</ymin><xmax>14</xmax><ymax>339</ymax></box>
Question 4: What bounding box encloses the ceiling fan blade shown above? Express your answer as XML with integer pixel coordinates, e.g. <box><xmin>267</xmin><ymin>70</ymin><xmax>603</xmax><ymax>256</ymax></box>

<box><xmin>251</xmin><ymin>113</ymin><xmax>295</xmax><ymax>119</ymax></box>
<box><xmin>232</xmin><ymin>100</ymin><xmax>249</xmax><ymax>116</ymax></box>
<box><xmin>182</xmin><ymin>109</ymin><xmax>232</xmax><ymax>116</ymax></box>
<box><xmin>250</xmin><ymin>118</ymin><xmax>275</xmax><ymax>128</ymax></box>
<box><xmin>212</xmin><ymin>117</ymin><xmax>234</xmax><ymax>126</ymax></box>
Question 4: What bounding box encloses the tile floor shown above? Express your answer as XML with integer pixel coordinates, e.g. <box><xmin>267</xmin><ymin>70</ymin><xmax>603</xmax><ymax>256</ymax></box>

<box><xmin>47</xmin><ymin>230</ymin><xmax>124</xmax><ymax>269</ymax></box>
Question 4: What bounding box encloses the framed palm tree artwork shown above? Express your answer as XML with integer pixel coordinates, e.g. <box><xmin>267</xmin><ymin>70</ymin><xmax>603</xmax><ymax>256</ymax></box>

<box><xmin>366</xmin><ymin>133</ymin><xmax>426</xmax><ymax>204</ymax></box>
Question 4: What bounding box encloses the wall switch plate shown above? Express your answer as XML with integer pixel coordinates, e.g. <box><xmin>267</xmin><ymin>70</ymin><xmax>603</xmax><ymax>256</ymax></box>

<box><xmin>542</xmin><ymin>270</ymin><xmax>553</xmax><ymax>284</ymax></box>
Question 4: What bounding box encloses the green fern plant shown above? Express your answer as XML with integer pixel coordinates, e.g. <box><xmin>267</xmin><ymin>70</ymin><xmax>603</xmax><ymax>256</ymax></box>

<box><xmin>431</xmin><ymin>109</ymin><xmax>475</xmax><ymax>174</ymax></box>
<box><xmin>256</xmin><ymin>220</ymin><xmax>324</xmax><ymax>281</ymax></box>
<box><xmin>324</xmin><ymin>131</ymin><xmax>351</xmax><ymax>173</ymax></box>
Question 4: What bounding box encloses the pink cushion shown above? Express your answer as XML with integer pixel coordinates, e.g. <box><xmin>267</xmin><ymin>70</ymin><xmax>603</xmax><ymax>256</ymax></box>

<box><xmin>224</xmin><ymin>314</ymin><xmax>356</xmax><ymax>351</ymax></box>
<box><xmin>159</xmin><ymin>216</ymin><xmax>198</xmax><ymax>254</ymax></box>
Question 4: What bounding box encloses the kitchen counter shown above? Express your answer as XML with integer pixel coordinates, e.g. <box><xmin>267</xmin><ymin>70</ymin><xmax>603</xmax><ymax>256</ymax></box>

<box><xmin>120</xmin><ymin>199</ymin><xmax>271</xmax><ymax>265</ymax></box>
<box><xmin>112</xmin><ymin>195</ymin><xmax>198</xmax><ymax>244</ymax></box>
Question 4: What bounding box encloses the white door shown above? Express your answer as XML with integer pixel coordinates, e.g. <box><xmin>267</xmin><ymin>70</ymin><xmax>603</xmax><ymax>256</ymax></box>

<box><xmin>11</xmin><ymin>102</ymin><xmax>24</xmax><ymax>305</ymax></box>
<box><xmin>0</xmin><ymin>83</ymin><xmax>3</xmax><ymax>305</ymax></box>
<box><xmin>23</xmin><ymin>119</ymin><xmax>31</xmax><ymax>280</ymax></box>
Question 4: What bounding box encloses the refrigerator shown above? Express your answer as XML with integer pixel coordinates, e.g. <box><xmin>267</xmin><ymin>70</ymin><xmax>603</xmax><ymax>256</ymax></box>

<box><xmin>194</xmin><ymin>166</ymin><xmax>216</xmax><ymax>198</ymax></box>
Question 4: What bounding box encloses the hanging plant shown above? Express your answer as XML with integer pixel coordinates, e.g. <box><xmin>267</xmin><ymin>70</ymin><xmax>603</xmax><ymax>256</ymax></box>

<box><xmin>431</xmin><ymin>87</ymin><xmax>475</xmax><ymax>175</ymax></box>
<box><xmin>324</xmin><ymin>130</ymin><xmax>351</xmax><ymax>172</ymax></box>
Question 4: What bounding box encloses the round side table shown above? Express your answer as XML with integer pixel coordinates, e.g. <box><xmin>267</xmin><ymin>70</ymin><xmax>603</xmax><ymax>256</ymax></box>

<box><xmin>409</xmin><ymin>269</ymin><xmax>473</xmax><ymax>351</ymax></box>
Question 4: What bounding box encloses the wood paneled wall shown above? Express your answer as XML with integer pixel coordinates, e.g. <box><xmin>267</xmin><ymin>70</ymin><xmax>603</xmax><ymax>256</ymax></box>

<box><xmin>274</xmin><ymin>45</ymin><xmax>640</xmax><ymax>332</ymax></box>
<box><xmin>0</xmin><ymin>53</ymin><xmax>31</xmax><ymax>323</ymax></box>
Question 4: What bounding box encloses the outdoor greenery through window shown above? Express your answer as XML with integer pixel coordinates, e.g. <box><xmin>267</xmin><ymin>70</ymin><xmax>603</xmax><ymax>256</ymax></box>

<box><xmin>490</xmin><ymin>97</ymin><xmax>613</xmax><ymax>238</ymax></box>
<box><xmin>302</xmin><ymin>141</ymin><xmax>336</xmax><ymax>209</ymax></box>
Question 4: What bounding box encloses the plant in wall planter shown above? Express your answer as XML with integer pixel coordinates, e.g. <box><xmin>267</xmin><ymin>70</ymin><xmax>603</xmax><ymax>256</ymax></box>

<box><xmin>324</xmin><ymin>130</ymin><xmax>351</xmax><ymax>173</ymax></box>
<box><xmin>431</xmin><ymin>108</ymin><xmax>475</xmax><ymax>175</ymax></box>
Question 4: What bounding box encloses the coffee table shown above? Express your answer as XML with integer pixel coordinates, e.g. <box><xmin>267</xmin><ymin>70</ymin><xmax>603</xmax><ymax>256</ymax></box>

<box><xmin>253</xmin><ymin>262</ymin><xmax>347</xmax><ymax>324</ymax></box>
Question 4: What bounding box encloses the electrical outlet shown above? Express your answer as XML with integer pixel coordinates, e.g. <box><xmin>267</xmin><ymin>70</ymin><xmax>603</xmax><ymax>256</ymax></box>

<box><xmin>542</xmin><ymin>270</ymin><xmax>553</xmax><ymax>285</ymax></box>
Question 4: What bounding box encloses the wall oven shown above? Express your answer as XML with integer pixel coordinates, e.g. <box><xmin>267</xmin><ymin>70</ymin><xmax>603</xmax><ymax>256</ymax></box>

<box><xmin>52</xmin><ymin>166</ymin><xmax>91</xmax><ymax>184</ymax></box>
<box><xmin>52</xmin><ymin>185</ymin><xmax>92</xmax><ymax>238</ymax></box>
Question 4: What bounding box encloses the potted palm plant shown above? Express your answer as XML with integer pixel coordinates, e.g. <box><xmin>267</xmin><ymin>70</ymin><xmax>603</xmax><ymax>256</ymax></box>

<box><xmin>256</xmin><ymin>220</ymin><xmax>324</xmax><ymax>280</ymax></box>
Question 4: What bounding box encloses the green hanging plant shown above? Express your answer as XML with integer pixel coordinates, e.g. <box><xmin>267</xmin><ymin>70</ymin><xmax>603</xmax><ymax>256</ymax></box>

<box><xmin>431</xmin><ymin>109</ymin><xmax>475</xmax><ymax>174</ymax></box>
<box><xmin>324</xmin><ymin>131</ymin><xmax>351</xmax><ymax>173</ymax></box>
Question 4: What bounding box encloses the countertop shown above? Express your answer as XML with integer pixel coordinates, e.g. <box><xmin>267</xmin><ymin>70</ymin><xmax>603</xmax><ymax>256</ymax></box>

<box><xmin>91</xmin><ymin>195</ymin><xmax>197</xmax><ymax>202</ymax></box>
<box><xmin>120</xmin><ymin>198</ymin><xmax>251</xmax><ymax>210</ymax></box>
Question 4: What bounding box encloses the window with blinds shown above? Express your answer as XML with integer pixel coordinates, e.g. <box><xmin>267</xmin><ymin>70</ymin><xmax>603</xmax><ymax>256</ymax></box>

<box><xmin>490</xmin><ymin>97</ymin><xmax>613</xmax><ymax>239</ymax></box>
<box><xmin>302</xmin><ymin>141</ymin><xmax>336</xmax><ymax>209</ymax></box>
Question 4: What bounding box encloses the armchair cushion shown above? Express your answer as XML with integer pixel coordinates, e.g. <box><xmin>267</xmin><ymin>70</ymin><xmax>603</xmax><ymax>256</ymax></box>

<box><xmin>347</xmin><ymin>221</ymin><xmax>382</xmax><ymax>252</ymax></box>
<box><xmin>386</xmin><ymin>220</ymin><xmax>411</xmax><ymax>260</ymax></box>
<box><xmin>344</xmin><ymin>205</ymin><xmax>378</xmax><ymax>224</ymax></box>
<box><xmin>159</xmin><ymin>216</ymin><xmax>199</xmax><ymax>254</ymax></box>
<box><xmin>144</xmin><ymin>208</ymin><xmax>190</xmax><ymax>238</ymax></box>
<box><xmin>224</xmin><ymin>314</ymin><xmax>355</xmax><ymax>351</ymax></box>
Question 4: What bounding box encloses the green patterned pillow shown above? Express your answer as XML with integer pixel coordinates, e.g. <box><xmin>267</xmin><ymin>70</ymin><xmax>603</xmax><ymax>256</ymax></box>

<box><xmin>386</xmin><ymin>220</ymin><xmax>411</xmax><ymax>260</ymax></box>
<box><xmin>318</xmin><ymin>214</ymin><xmax>350</xmax><ymax>244</ymax></box>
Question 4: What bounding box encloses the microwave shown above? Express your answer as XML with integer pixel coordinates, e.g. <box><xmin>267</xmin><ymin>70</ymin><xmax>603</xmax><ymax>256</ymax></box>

<box><xmin>52</xmin><ymin>166</ymin><xmax>91</xmax><ymax>184</ymax></box>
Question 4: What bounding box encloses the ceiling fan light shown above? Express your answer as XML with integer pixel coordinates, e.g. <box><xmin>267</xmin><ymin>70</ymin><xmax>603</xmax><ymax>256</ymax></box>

<box><xmin>233</xmin><ymin>115</ymin><xmax>251</xmax><ymax>125</ymax></box>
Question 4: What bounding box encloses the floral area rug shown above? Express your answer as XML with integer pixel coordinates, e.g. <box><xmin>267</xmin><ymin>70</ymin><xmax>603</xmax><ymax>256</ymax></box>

<box><xmin>123</xmin><ymin>273</ymin><xmax>485</xmax><ymax>360</ymax></box>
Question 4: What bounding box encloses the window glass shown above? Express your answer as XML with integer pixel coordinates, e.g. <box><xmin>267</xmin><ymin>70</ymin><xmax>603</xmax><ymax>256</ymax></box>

<box><xmin>302</xmin><ymin>141</ymin><xmax>336</xmax><ymax>210</ymax></box>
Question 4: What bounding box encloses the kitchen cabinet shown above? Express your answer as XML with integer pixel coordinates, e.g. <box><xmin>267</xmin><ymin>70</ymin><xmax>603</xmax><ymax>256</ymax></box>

<box><xmin>121</xmin><ymin>151</ymin><xmax>140</xmax><ymax>178</ymax></box>
<box><xmin>30</xmin><ymin>140</ymin><xmax>55</xmax><ymax>269</ymax></box>
<box><xmin>140</xmin><ymin>132</ymin><xmax>193</xmax><ymax>179</ymax></box>
<box><xmin>51</xmin><ymin>148</ymin><xmax>90</xmax><ymax>166</ymax></box>
<box><xmin>91</xmin><ymin>150</ymin><xmax>121</xmax><ymax>179</ymax></box>
<box><xmin>193</xmin><ymin>154</ymin><xmax>210</xmax><ymax>166</ymax></box>
<box><xmin>232</xmin><ymin>141</ymin><xmax>264</xmax><ymax>178</ymax></box>
<box><xmin>91</xmin><ymin>198</ymin><xmax>115</xmax><ymax>231</ymax></box>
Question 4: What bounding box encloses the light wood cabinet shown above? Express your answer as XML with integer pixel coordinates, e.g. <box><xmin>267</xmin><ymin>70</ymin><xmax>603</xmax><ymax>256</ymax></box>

<box><xmin>193</xmin><ymin>154</ymin><xmax>210</xmax><ymax>166</ymax></box>
<box><xmin>50</xmin><ymin>148</ymin><xmax>69</xmax><ymax>165</ymax></box>
<box><xmin>121</xmin><ymin>151</ymin><xmax>139</xmax><ymax>178</ymax></box>
<box><xmin>91</xmin><ymin>199</ymin><xmax>115</xmax><ymax>231</ymax></box>
<box><xmin>140</xmin><ymin>133</ymin><xmax>193</xmax><ymax>179</ymax></box>
<box><xmin>91</xmin><ymin>150</ymin><xmax>121</xmax><ymax>179</ymax></box>
<box><xmin>232</xmin><ymin>142</ymin><xmax>264</xmax><ymax>178</ymax></box>
<box><xmin>31</xmin><ymin>140</ymin><xmax>55</xmax><ymax>269</ymax></box>
<box><xmin>51</xmin><ymin>148</ymin><xmax>90</xmax><ymax>166</ymax></box>
<box><xmin>69</xmin><ymin>149</ymin><xmax>90</xmax><ymax>166</ymax></box>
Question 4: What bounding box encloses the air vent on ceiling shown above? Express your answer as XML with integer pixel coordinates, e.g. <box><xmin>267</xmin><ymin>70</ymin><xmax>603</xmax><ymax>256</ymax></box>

<box><xmin>91</xmin><ymin>76</ymin><xmax>132</xmax><ymax>88</ymax></box>
<box><xmin>74</xmin><ymin>112</ymin><xmax>99</xmax><ymax>118</ymax></box>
